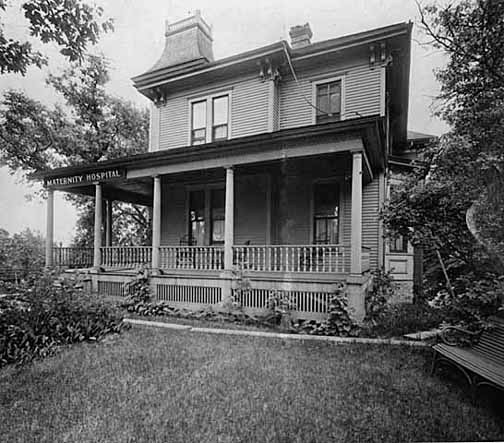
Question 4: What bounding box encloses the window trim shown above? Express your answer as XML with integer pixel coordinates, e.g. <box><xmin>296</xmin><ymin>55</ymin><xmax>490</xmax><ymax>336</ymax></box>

<box><xmin>311</xmin><ymin>75</ymin><xmax>346</xmax><ymax>125</ymax></box>
<box><xmin>188</xmin><ymin>90</ymin><xmax>232</xmax><ymax>145</ymax></box>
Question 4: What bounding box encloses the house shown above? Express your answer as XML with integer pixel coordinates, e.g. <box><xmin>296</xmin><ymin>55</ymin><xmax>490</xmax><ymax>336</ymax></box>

<box><xmin>35</xmin><ymin>12</ymin><xmax>416</xmax><ymax>321</ymax></box>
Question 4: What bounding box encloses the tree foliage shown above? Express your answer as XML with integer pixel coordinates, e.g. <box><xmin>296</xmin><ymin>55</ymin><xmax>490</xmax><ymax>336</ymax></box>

<box><xmin>382</xmin><ymin>0</ymin><xmax>504</xmax><ymax>322</ymax></box>
<box><xmin>0</xmin><ymin>228</ymin><xmax>45</xmax><ymax>274</ymax></box>
<box><xmin>0</xmin><ymin>55</ymin><xmax>150</xmax><ymax>245</ymax></box>
<box><xmin>0</xmin><ymin>0</ymin><xmax>113</xmax><ymax>75</ymax></box>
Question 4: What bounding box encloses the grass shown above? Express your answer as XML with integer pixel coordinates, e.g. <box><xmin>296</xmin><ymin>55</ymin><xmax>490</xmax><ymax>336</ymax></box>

<box><xmin>1</xmin><ymin>327</ymin><xmax>503</xmax><ymax>443</ymax></box>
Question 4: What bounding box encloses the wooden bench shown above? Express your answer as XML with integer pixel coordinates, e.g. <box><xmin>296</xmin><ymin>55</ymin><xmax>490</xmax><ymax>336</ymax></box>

<box><xmin>431</xmin><ymin>315</ymin><xmax>504</xmax><ymax>397</ymax></box>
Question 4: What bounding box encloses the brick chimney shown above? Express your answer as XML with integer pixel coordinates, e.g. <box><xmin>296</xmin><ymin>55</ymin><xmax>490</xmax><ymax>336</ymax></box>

<box><xmin>150</xmin><ymin>10</ymin><xmax>214</xmax><ymax>72</ymax></box>
<box><xmin>289</xmin><ymin>23</ymin><xmax>313</xmax><ymax>49</ymax></box>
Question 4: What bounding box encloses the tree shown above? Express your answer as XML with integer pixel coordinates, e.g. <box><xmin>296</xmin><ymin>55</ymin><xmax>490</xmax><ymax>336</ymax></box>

<box><xmin>0</xmin><ymin>228</ymin><xmax>45</xmax><ymax>276</ymax></box>
<box><xmin>382</xmin><ymin>0</ymin><xmax>504</xmax><ymax>322</ymax></box>
<box><xmin>0</xmin><ymin>0</ymin><xmax>113</xmax><ymax>75</ymax></box>
<box><xmin>0</xmin><ymin>54</ymin><xmax>150</xmax><ymax>246</ymax></box>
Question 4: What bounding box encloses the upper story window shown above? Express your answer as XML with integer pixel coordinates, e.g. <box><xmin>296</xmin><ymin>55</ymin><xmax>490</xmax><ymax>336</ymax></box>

<box><xmin>312</xmin><ymin>76</ymin><xmax>345</xmax><ymax>124</ymax></box>
<box><xmin>191</xmin><ymin>100</ymin><xmax>207</xmax><ymax>145</ymax></box>
<box><xmin>190</xmin><ymin>92</ymin><xmax>231</xmax><ymax>145</ymax></box>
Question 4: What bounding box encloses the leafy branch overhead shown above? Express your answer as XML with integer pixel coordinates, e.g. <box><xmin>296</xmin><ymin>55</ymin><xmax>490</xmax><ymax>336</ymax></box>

<box><xmin>0</xmin><ymin>0</ymin><xmax>113</xmax><ymax>75</ymax></box>
<box><xmin>0</xmin><ymin>54</ymin><xmax>150</xmax><ymax>246</ymax></box>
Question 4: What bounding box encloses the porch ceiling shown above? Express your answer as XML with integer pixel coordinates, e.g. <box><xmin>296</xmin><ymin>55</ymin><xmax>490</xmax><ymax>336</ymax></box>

<box><xmin>33</xmin><ymin>116</ymin><xmax>383</xmax><ymax>203</ymax></box>
<box><xmin>62</xmin><ymin>178</ymin><xmax>153</xmax><ymax>206</ymax></box>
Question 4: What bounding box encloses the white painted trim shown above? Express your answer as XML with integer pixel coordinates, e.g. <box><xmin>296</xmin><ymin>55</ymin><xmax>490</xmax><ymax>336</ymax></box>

<box><xmin>292</xmin><ymin>29</ymin><xmax>410</xmax><ymax>62</ymax></box>
<box><xmin>128</xmin><ymin>137</ymin><xmax>364</xmax><ymax>179</ymax></box>
<box><xmin>311</xmin><ymin>75</ymin><xmax>346</xmax><ymax>125</ymax></box>
<box><xmin>187</xmin><ymin>89</ymin><xmax>233</xmax><ymax>145</ymax></box>
<box><xmin>267</xmin><ymin>80</ymin><xmax>275</xmax><ymax>133</ymax></box>
<box><xmin>379</xmin><ymin>66</ymin><xmax>386</xmax><ymax>117</ymax></box>
<box><xmin>137</xmin><ymin>47</ymin><xmax>282</xmax><ymax>91</ymax></box>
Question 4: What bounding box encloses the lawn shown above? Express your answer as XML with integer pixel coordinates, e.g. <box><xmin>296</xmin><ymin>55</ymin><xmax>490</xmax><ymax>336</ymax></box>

<box><xmin>1</xmin><ymin>326</ymin><xmax>503</xmax><ymax>443</ymax></box>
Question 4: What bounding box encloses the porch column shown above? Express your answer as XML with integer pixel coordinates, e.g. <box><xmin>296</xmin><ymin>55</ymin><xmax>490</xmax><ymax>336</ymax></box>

<box><xmin>45</xmin><ymin>188</ymin><xmax>54</xmax><ymax>268</ymax></box>
<box><xmin>93</xmin><ymin>182</ymin><xmax>102</xmax><ymax>270</ymax></box>
<box><xmin>350</xmin><ymin>150</ymin><xmax>362</xmax><ymax>275</ymax></box>
<box><xmin>151</xmin><ymin>176</ymin><xmax>161</xmax><ymax>273</ymax></box>
<box><xmin>224</xmin><ymin>166</ymin><xmax>234</xmax><ymax>270</ymax></box>
<box><xmin>105</xmin><ymin>200</ymin><xmax>113</xmax><ymax>247</ymax></box>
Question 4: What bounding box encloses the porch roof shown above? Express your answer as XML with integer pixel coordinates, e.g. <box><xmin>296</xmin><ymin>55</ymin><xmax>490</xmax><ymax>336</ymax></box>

<box><xmin>32</xmin><ymin>116</ymin><xmax>384</xmax><ymax>205</ymax></box>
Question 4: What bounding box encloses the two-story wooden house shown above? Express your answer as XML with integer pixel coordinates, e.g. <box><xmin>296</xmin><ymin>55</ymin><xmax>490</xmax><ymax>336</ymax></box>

<box><xmin>37</xmin><ymin>12</ymin><xmax>414</xmax><ymax>321</ymax></box>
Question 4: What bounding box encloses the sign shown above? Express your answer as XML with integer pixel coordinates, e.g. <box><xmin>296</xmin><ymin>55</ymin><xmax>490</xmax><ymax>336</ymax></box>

<box><xmin>44</xmin><ymin>169</ymin><xmax>125</xmax><ymax>188</ymax></box>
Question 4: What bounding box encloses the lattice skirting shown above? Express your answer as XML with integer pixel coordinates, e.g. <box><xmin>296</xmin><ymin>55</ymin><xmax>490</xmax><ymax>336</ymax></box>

<box><xmin>97</xmin><ymin>280</ymin><xmax>127</xmax><ymax>297</ymax></box>
<box><xmin>233</xmin><ymin>289</ymin><xmax>332</xmax><ymax>314</ymax></box>
<box><xmin>156</xmin><ymin>284</ymin><xmax>222</xmax><ymax>305</ymax></box>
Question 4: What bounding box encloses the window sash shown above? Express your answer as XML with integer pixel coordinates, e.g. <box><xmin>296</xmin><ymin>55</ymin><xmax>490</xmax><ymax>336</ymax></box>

<box><xmin>190</xmin><ymin>94</ymin><xmax>230</xmax><ymax>145</ymax></box>
<box><xmin>316</xmin><ymin>80</ymin><xmax>341</xmax><ymax>123</ymax></box>
<box><xmin>390</xmin><ymin>235</ymin><xmax>408</xmax><ymax>253</ymax></box>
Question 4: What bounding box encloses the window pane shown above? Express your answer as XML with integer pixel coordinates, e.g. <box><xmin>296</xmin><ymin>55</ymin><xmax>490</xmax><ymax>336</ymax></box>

<box><xmin>315</xmin><ymin>219</ymin><xmax>327</xmax><ymax>244</ymax></box>
<box><xmin>316</xmin><ymin>81</ymin><xmax>341</xmax><ymax>121</ymax></box>
<box><xmin>212</xmin><ymin>125</ymin><xmax>228</xmax><ymax>141</ymax></box>
<box><xmin>314</xmin><ymin>183</ymin><xmax>339</xmax><ymax>216</ymax></box>
<box><xmin>317</xmin><ymin>94</ymin><xmax>329</xmax><ymax>115</ymax></box>
<box><xmin>212</xmin><ymin>220</ymin><xmax>224</xmax><ymax>243</ymax></box>
<box><xmin>213</xmin><ymin>96</ymin><xmax>228</xmax><ymax>126</ymax></box>
<box><xmin>329</xmin><ymin>86</ymin><xmax>341</xmax><ymax>115</ymax></box>
<box><xmin>192</xmin><ymin>100</ymin><xmax>206</xmax><ymax>129</ymax></box>
<box><xmin>390</xmin><ymin>235</ymin><xmax>408</xmax><ymax>253</ymax></box>
<box><xmin>191</xmin><ymin>128</ymin><xmax>206</xmax><ymax>145</ymax></box>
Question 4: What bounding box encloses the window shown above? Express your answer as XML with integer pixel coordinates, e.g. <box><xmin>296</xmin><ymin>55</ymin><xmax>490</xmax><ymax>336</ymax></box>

<box><xmin>190</xmin><ymin>92</ymin><xmax>230</xmax><ymax>145</ymax></box>
<box><xmin>314</xmin><ymin>182</ymin><xmax>340</xmax><ymax>244</ymax></box>
<box><xmin>315</xmin><ymin>80</ymin><xmax>342</xmax><ymax>123</ymax></box>
<box><xmin>211</xmin><ymin>189</ymin><xmax>225</xmax><ymax>244</ymax></box>
<box><xmin>191</xmin><ymin>101</ymin><xmax>207</xmax><ymax>145</ymax></box>
<box><xmin>390</xmin><ymin>235</ymin><xmax>408</xmax><ymax>253</ymax></box>
<box><xmin>212</xmin><ymin>96</ymin><xmax>229</xmax><ymax>141</ymax></box>
<box><xmin>188</xmin><ymin>187</ymin><xmax>225</xmax><ymax>245</ymax></box>
<box><xmin>189</xmin><ymin>190</ymin><xmax>205</xmax><ymax>245</ymax></box>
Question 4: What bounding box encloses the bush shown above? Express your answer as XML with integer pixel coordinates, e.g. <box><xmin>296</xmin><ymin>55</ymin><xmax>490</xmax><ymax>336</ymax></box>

<box><xmin>365</xmin><ymin>268</ymin><xmax>397</xmax><ymax>322</ymax></box>
<box><xmin>0</xmin><ymin>272</ymin><xmax>126</xmax><ymax>367</ymax></box>
<box><xmin>360</xmin><ymin>303</ymin><xmax>445</xmax><ymax>338</ymax></box>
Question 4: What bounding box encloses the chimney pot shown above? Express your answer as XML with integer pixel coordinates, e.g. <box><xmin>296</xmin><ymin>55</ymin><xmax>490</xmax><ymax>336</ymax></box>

<box><xmin>289</xmin><ymin>23</ymin><xmax>313</xmax><ymax>49</ymax></box>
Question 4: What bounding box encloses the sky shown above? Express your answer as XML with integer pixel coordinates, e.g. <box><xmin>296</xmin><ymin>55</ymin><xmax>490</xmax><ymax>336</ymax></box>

<box><xmin>0</xmin><ymin>0</ymin><xmax>448</xmax><ymax>245</ymax></box>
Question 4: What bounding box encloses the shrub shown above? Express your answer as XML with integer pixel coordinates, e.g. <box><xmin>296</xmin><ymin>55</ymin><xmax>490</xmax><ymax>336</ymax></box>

<box><xmin>365</xmin><ymin>268</ymin><xmax>397</xmax><ymax>322</ymax></box>
<box><xmin>0</xmin><ymin>272</ymin><xmax>126</xmax><ymax>367</ymax></box>
<box><xmin>429</xmin><ymin>273</ymin><xmax>504</xmax><ymax>331</ymax></box>
<box><xmin>360</xmin><ymin>302</ymin><xmax>445</xmax><ymax>338</ymax></box>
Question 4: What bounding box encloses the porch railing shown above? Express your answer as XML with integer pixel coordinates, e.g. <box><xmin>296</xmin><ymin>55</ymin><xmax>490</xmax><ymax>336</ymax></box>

<box><xmin>100</xmin><ymin>246</ymin><xmax>152</xmax><ymax>268</ymax></box>
<box><xmin>232</xmin><ymin>245</ymin><xmax>347</xmax><ymax>273</ymax></box>
<box><xmin>53</xmin><ymin>247</ymin><xmax>93</xmax><ymax>268</ymax></box>
<box><xmin>53</xmin><ymin>244</ymin><xmax>364</xmax><ymax>274</ymax></box>
<box><xmin>159</xmin><ymin>246</ymin><xmax>224</xmax><ymax>271</ymax></box>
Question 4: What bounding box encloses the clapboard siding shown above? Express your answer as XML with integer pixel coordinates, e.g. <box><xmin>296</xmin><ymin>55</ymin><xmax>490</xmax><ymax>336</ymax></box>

<box><xmin>149</xmin><ymin>103</ymin><xmax>160</xmax><ymax>152</ymax></box>
<box><xmin>231</xmin><ymin>78</ymin><xmax>270</xmax><ymax>138</ymax></box>
<box><xmin>160</xmin><ymin>184</ymin><xmax>187</xmax><ymax>245</ymax></box>
<box><xmin>235</xmin><ymin>174</ymin><xmax>268</xmax><ymax>245</ymax></box>
<box><xmin>157</xmin><ymin>76</ymin><xmax>270</xmax><ymax>150</ymax></box>
<box><xmin>158</xmin><ymin>97</ymin><xmax>187</xmax><ymax>151</ymax></box>
<box><xmin>345</xmin><ymin>66</ymin><xmax>382</xmax><ymax>118</ymax></box>
<box><xmin>279</xmin><ymin>78</ymin><xmax>312</xmax><ymax>130</ymax></box>
<box><xmin>362</xmin><ymin>177</ymin><xmax>380</xmax><ymax>268</ymax></box>
<box><xmin>279</xmin><ymin>63</ymin><xmax>382</xmax><ymax>130</ymax></box>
